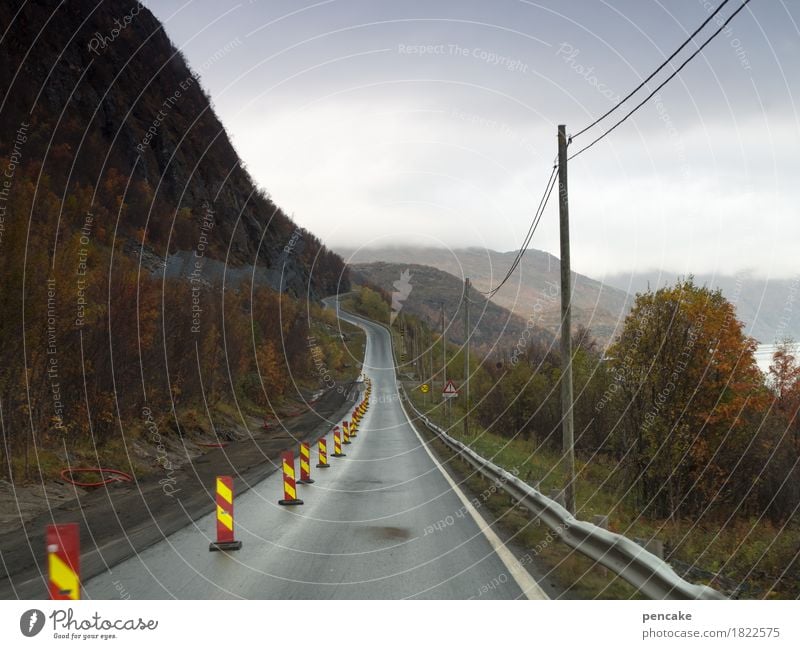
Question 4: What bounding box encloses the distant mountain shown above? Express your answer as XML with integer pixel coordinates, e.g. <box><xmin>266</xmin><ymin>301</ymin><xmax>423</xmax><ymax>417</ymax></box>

<box><xmin>603</xmin><ymin>271</ymin><xmax>800</xmax><ymax>344</ymax></box>
<box><xmin>341</xmin><ymin>246</ymin><xmax>631</xmax><ymax>345</ymax></box>
<box><xmin>349</xmin><ymin>262</ymin><xmax>553</xmax><ymax>355</ymax></box>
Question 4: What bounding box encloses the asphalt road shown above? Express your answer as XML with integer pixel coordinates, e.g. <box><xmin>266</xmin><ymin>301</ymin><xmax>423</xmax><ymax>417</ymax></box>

<box><xmin>83</xmin><ymin>303</ymin><xmax>548</xmax><ymax>599</ymax></box>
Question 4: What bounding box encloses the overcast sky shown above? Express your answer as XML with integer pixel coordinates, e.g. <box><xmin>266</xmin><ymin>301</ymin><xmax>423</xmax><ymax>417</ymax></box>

<box><xmin>143</xmin><ymin>0</ymin><xmax>799</xmax><ymax>279</ymax></box>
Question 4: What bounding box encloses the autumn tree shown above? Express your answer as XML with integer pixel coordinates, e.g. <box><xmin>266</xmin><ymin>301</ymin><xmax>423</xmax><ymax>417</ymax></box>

<box><xmin>607</xmin><ymin>279</ymin><xmax>768</xmax><ymax>518</ymax></box>
<box><xmin>769</xmin><ymin>339</ymin><xmax>800</xmax><ymax>423</ymax></box>
<box><xmin>351</xmin><ymin>286</ymin><xmax>391</xmax><ymax>323</ymax></box>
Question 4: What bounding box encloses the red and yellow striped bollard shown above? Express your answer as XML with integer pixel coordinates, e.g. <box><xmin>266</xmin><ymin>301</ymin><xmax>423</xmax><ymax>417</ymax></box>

<box><xmin>350</xmin><ymin>411</ymin><xmax>358</xmax><ymax>437</ymax></box>
<box><xmin>342</xmin><ymin>420</ymin><xmax>352</xmax><ymax>445</ymax></box>
<box><xmin>316</xmin><ymin>436</ymin><xmax>330</xmax><ymax>468</ymax></box>
<box><xmin>210</xmin><ymin>475</ymin><xmax>242</xmax><ymax>551</ymax></box>
<box><xmin>46</xmin><ymin>523</ymin><xmax>80</xmax><ymax>600</ymax></box>
<box><xmin>299</xmin><ymin>441</ymin><xmax>314</xmax><ymax>484</ymax></box>
<box><xmin>278</xmin><ymin>451</ymin><xmax>304</xmax><ymax>506</ymax></box>
<box><xmin>331</xmin><ymin>427</ymin><xmax>346</xmax><ymax>457</ymax></box>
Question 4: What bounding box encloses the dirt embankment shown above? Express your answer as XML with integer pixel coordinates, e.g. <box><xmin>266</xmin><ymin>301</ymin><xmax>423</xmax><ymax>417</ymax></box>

<box><xmin>0</xmin><ymin>382</ymin><xmax>360</xmax><ymax>599</ymax></box>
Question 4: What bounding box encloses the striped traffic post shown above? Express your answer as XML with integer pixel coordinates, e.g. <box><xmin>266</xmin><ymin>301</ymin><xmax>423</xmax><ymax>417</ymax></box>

<box><xmin>342</xmin><ymin>420</ymin><xmax>352</xmax><ymax>445</ymax></box>
<box><xmin>316</xmin><ymin>436</ymin><xmax>330</xmax><ymax>468</ymax></box>
<box><xmin>279</xmin><ymin>451</ymin><xmax>304</xmax><ymax>505</ymax></box>
<box><xmin>331</xmin><ymin>427</ymin><xmax>346</xmax><ymax>457</ymax></box>
<box><xmin>46</xmin><ymin>523</ymin><xmax>80</xmax><ymax>600</ymax></box>
<box><xmin>299</xmin><ymin>441</ymin><xmax>314</xmax><ymax>484</ymax></box>
<box><xmin>209</xmin><ymin>475</ymin><xmax>242</xmax><ymax>551</ymax></box>
<box><xmin>350</xmin><ymin>411</ymin><xmax>358</xmax><ymax>438</ymax></box>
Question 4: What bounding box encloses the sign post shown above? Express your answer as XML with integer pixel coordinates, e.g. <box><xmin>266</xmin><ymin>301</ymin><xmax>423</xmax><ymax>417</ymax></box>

<box><xmin>442</xmin><ymin>379</ymin><xmax>459</xmax><ymax>430</ymax></box>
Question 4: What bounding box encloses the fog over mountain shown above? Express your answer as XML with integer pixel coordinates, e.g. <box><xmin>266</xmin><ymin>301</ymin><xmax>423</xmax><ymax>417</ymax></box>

<box><xmin>342</xmin><ymin>245</ymin><xmax>799</xmax><ymax>345</ymax></box>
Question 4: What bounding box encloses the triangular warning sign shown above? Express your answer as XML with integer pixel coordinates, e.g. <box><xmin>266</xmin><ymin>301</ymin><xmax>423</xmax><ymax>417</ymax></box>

<box><xmin>442</xmin><ymin>379</ymin><xmax>459</xmax><ymax>396</ymax></box>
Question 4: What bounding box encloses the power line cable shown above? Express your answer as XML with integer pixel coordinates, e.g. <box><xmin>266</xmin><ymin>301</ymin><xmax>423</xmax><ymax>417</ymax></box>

<box><xmin>569</xmin><ymin>0</ymin><xmax>753</xmax><ymax>160</ymax></box>
<box><xmin>572</xmin><ymin>0</ymin><xmax>733</xmax><ymax>139</ymax></box>
<box><xmin>485</xmin><ymin>1</ymin><xmax>753</xmax><ymax>300</ymax></box>
<box><xmin>483</xmin><ymin>163</ymin><xmax>558</xmax><ymax>298</ymax></box>
<box><xmin>483</xmin><ymin>165</ymin><xmax>556</xmax><ymax>297</ymax></box>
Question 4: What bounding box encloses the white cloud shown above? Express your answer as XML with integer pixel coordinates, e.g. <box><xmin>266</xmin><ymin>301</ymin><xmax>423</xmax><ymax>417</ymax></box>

<box><xmin>230</xmin><ymin>92</ymin><xmax>799</xmax><ymax>278</ymax></box>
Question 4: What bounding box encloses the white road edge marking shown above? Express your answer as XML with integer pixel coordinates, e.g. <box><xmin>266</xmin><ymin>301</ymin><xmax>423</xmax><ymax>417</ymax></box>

<box><xmin>336</xmin><ymin>305</ymin><xmax>549</xmax><ymax>600</ymax></box>
<box><xmin>399</xmin><ymin>395</ymin><xmax>550</xmax><ymax>601</ymax></box>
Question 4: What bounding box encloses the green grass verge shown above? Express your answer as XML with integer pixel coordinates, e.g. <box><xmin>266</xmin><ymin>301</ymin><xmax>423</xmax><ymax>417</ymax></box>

<box><xmin>406</xmin><ymin>381</ymin><xmax>799</xmax><ymax>599</ymax></box>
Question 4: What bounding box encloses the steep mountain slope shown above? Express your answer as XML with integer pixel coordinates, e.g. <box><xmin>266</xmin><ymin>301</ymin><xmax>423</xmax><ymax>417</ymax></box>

<box><xmin>350</xmin><ymin>262</ymin><xmax>553</xmax><ymax>355</ymax></box>
<box><xmin>341</xmin><ymin>246</ymin><xmax>630</xmax><ymax>344</ymax></box>
<box><xmin>0</xmin><ymin>0</ymin><xmax>345</xmax><ymax>296</ymax></box>
<box><xmin>0</xmin><ymin>1</ymin><xmax>351</xmax><ymax>483</ymax></box>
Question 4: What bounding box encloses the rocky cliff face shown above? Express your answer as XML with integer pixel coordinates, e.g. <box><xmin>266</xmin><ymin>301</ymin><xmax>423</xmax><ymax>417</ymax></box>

<box><xmin>0</xmin><ymin>0</ymin><xmax>346</xmax><ymax>297</ymax></box>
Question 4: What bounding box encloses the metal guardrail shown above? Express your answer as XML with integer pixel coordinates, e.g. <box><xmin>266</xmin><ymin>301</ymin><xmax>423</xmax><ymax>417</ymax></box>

<box><xmin>333</xmin><ymin>300</ymin><xmax>726</xmax><ymax>600</ymax></box>
<box><xmin>398</xmin><ymin>385</ymin><xmax>726</xmax><ymax>600</ymax></box>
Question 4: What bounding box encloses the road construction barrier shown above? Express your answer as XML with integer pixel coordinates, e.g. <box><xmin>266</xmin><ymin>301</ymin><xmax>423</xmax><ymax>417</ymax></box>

<box><xmin>46</xmin><ymin>523</ymin><xmax>80</xmax><ymax>600</ymax></box>
<box><xmin>342</xmin><ymin>420</ymin><xmax>351</xmax><ymax>445</ymax></box>
<box><xmin>316</xmin><ymin>437</ymin><xmax>330</xmax><ymax>468</ymax></box>
<box><xmin>332</xmin><ymin>427</ymin><xmax>346</xmax><ymax>457</ymax></box>
<box><xmin>210</xmin><ymin>475</ymin><xmax>242</xmax><ymax>551</ymax></box>
<box><xmin>279</xmin><ymin>451</ymin><xmax>304</xmax><ymax>505</ymax></box>
<box><xmin>350</xmin><ymin>411</ymin><xmax>358</xmax><ymax>437</ymax></box>
<box><xmin>299</xmin><ymin>442</ymin><xmax>314</xmax><ymax>484</ymax></box>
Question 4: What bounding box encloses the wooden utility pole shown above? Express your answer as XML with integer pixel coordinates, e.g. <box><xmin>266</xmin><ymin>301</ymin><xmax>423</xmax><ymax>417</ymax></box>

<box><xmin>441</xmin><ymin>302</ymin><xmax>449</xmax><ymax>427</ymax></box>
<box><xmin>441</xmin><ymin>302</ymin><xmax>446</xmax><ymax>387</ymax></box>
<box><xmin>424</xmin><ymin>327</ymin><xmax>430</xmax><ymax>406</ymax></box>
<box><xmin>463</xmin><ymin>277</ymin><xmax>470</xmax><ymax>437</ymax></box>
<box><xmin>427</xmin><ymin>327</ymin><xmax>433</xmax><ymax>407</ymax></box>
<box><xmin>417</xmin><ymin>326</ymin><xmax>423</xmax><ymax>383</ymax></box>
<box><xmin>412</xmin><ymin>322</ymin><xmax>418</xmax><ymax>378</ymax></box>
<box><xmin>557</xmin><ymin>124</ymin><xmax>576</xmax><ymax>515</ymax></box>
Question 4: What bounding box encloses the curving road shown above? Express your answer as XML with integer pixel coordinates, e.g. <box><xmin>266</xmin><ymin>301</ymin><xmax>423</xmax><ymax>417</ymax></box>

<box><xmin>83</xmin><ymin>302</ymin><xmax>548</xmax><ymax>599</ymax></box>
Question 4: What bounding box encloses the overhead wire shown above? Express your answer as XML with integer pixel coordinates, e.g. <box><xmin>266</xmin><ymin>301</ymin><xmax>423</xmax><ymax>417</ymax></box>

<box><xmin>484</xmin><ymin>0</ymin><xmax>754</xmax><ymax>297</ymax></box>
<box><xmin>569</xmin><ymin>0</ymin><xmax>754</xmax><ymax>160</ymax></box>
<box><xmin>572</xmin><ymin>0</ymin><xmax>733</xmax><ymax>139</ymax></box>
<box><xmin>483</xmin><ymin>163</ymin><xmax>556</xmax><ymax>297</ymax></box>
<box><xmin>482</xmin><ymin>161</ymin><xmax>558</xmax><ymax>298</ymax></box>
